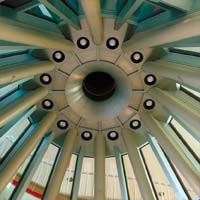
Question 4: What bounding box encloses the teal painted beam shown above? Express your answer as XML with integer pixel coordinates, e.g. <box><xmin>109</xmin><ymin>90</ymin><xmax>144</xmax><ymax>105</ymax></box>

<box><xmin>159</xmin><ymin>36</ymin><xmax>200</xmax><ymax>48</ymax></box>
<box><xmin>0</xmin><ymin>106</ymin><xmax>36</xmax><ymax>138</ymax></box>
<box><xmin>0</xmin><ymin>41</ymin><xmax>37</xmax><ymax>50</ymax></box>
<box><xmin>0</xmin><ymin>5</ymin><xmax>61</xmax><ymax>33</ymax></box>
<box><xmin>39</xmin><ymin>0</ymin><xmax>81</xmax><ymax>30</ymax></box>
<box><xmin>9</xmin><ymin>133</ymin><xmax>54</xmax><ymax>200</ymax></box>
<box><xmin>114</xmin><ymin>147</ymin><xmax>129</xmax><ymax>200</ymax></box>
<box><xmin>71</xmin><ymin>147</ymin><xmax>84</xmax><ymax>200</ymax></box>
<box><xmin>15</xmin><ymin>0</ymin><xmax>40</xmax><ymax>13</ymax></box>
<box><xmin>0</xmin><ymin>124</ymin><xmax>36</xmax><ymax>171</ymax></box>
<box><xmin>136</xmin><ymin>10</ymin><xmax>184</xmax><ymax>32</ymax></box>
<box><xmin>148</xmin><ymin>0</ymin><xmax>192</xmax><ymax>12</ymax></box>
<box><xmin>123</xmin><ymin>11</ymin><xmax>200</xmax><ymax>52</ymax></box>
<box><xmin>147</xmin><ymin>134</ymin><xmax>189</xmax><ymax>200</ymax></box>
<box><xmin>115</xmin><ymin>0</ymin><xmax>142</xmax><ymax>30</ymax></box>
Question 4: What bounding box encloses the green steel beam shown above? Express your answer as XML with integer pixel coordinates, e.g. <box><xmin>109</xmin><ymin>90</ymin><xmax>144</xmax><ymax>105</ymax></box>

<box><xmin>115</xmin><ymin>0</ymin><xmax>142</xmax><ymax>30</ymax></box>
<box><xmin>147</xmin><ymin>134</ymin><xmax>189</xmax><ymax>200</ymax></box>
<box><xmin>15</xmin><ymin>0</ymin><xmax>40</xmax><ymax>13</ymax></box>
<box><xmin>123</xmin><ymin>11</ymin><xmax>200</xmax><ymax>52</ymax></box>
<box><xmin>148</xmin><ymin>0</ymin><xmax>192</xmax><ymax>12</ymax></box>
<box><xmin>136</xmin><ymin>10</ymin><xmax>184</xmax><ymax>32</ymax></box>
<box><xmin>0</xmin><ymin>106</ymin><xmax>36</xmax><ymax>138</ymax></box>
<box><xmin>39</xmin><ymin>0</ymin><xmax>81</xmax><ymax>30</ymax></box>
<box><xmin>9</xmin><ymin>133</ymin><xmax>54</xmax><ymax>200</ymax></box>
<box><xmin>114</xmin><ymin>146</ymin><xmax>129</xmax><ymax>200</ymax></box>
<box><xmin>71</xmin><ymin>147</ymin><xmax>84</xmax><ymax>200</ymax></box>
<box><xmin>0</xmin><ymin>5</ymin><xmax>61</xmax><ymax>33</ymax></box>
<box><xmin>0</xmin><ymin>41</ymin><xmax>37</xmax><ymax>50</ymax></box>
<box><xmin>159</xmin><ymin>36</ymin><xmax>200</xmax><ymax>48</ymax></box>
<box><xmin>0</xmin><ymin>124</ymin><xmax>36</xmax><ymax>171</ymax></box>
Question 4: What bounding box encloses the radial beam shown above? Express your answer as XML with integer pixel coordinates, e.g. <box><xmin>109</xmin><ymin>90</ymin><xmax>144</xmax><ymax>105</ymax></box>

<box><xmin>143</xmin><ymin>60</ymin><xmax>200</xmax><ymax>91</ymax></box>
<box><xmin>0</xmin><ymin>60</ymin><xmax>54</xmax><ymax>85</ymax></box>
<box><xmin>148</xmin><ymin>0</ymin><xmax>192</xmax><ymax>12</ymax></box>
<box><xmin>80</xmin><ymin>0</ymin><xmax>103</xmax><ymax>45</ymax></box>
<box><xmin>122</xmin><ymin>12</ymin><xmax>200</xmax><ymax>52</ymax></box>
<box><xmin>115</xmin><ymin>0</ymin><xmax>142</xmax><ymax>30</ymax></box>
<box><xmin>141</xmin><ymin>113</ymin><xmax>200</xmax><ymax>194</ymax></box>
<box><xmin>114</xmin><ymin>147</ymin><xmax>129</xmax><ymax>200</ymax></box>
<box><xmin>0</xmin><ymin>106</ymin><xmax>36</xmax><ymax>138</ymax></box>
<box><xmin>9</xmin><ymin>133</ymin><xmax>54</xmax><ymax>200</ymax></box>
<box><xmin>122</xmin><ymin>129</ymin><xmax>155</xmax><ymax>200</ymax></box>
<box><xmin>0</xmin><ymin>87</ymin><xmax>48</xmax><ymax>128</ymax></box>
<box><xmin>0</xmin><ymin>41</ymin><xmax>36</xmax><ymax>50</ymax></box>
<box><xmin>0</xmin><ymin>17</ymin><xmax>74</xmax><ymax>51</ymax></box>
<box><xmin>39</xmin><ymin>0</ymin><xmax>80</xmax><ymax>30</ymax></box>
<box><xmin>43</xmin><ymin>129</ymin><xmax>77</xmax><ymax>200</ymax></box>
<box><xmin>71</xmin><ymin>147</ymin><xmax>84</xmax><ymax>200</ymax></box>
<box><xmin>95</xmin><ymin>134</ymin><xmax>105</xmax><ymax>200</ymax></box>
<box><xmin>0</xmin><ymin>112</ymin><xmax>57</xmax><ymax>192</ymax></box>
<box><xmin>147</xmin><ymin>134</ymin><xmax>189</xmax><ymax>200</ymax></box>
<box><xmin>148</xmin><ymin>88</ymin><xmax>200</xmax><ymax>141</ymax></box>
<box><xmin>15</xmin><ymin>0</ymin><xmax>40</xmax><ymax>12</ymax></box>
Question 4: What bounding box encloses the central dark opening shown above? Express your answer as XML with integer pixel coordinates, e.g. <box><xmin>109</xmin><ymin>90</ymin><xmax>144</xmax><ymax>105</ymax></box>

<box><xmin>82</xmin><ymin>72</ymin><xmax>116</xmax><ymax>101</ymax></box>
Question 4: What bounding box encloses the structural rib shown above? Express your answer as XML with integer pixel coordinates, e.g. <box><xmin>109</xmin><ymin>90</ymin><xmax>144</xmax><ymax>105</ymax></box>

<box><xmin>0</xmin><ymin>112</ymin><xmax>57</xmax><ymax>192</ymax></box>
<box><xmin>43</xmin><ymin>129</ymin><xmax>77</xmax><ymax>200</ymax></box>
<box><xmin>80</xmin><ymin>0</ymin><xmax>103</xmax><ymax>45</ymax></box>
<box><xmin>143</xmin><ymin>60</ymin><xmax>200</xmax><ymax>91</ymax></box>
<box><xmin>122</xmin><ymin>129</ymin><xmax>155</xmax><ymax>200</ymax></box>
<box><xmin>0</xmin><ymin>87</ymin><xmax>48</xmax><ymax>128</ymax></box>
<box><xmin>94</xmin><ymin>134</ymin><xmax>106</xmax><ymax>200</ymax></box>
<box><xmin>0</xmin><ymin>60</ymin><xmax>54</xmax><ymax>85</ymax></box>
<box><xmin>0</xmin><ymin>17</ymin><xmax>74</xmax><ymax>51</ymax></box>
<box><xmin>141</xmin><ymin>113</ymin><xmax>200</xmax><ymax>194</ymax></box>
<box><xmin>122</xmin><ymin>12</ymin><xmax>200</xmax><ymax>52</ymax></box>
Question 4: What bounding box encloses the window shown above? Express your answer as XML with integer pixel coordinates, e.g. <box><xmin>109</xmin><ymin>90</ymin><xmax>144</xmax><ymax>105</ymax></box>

<box><xmin>170</xmin><ymin>119</ymin><xmax>200</xmax><ymax>160</ymax></box>
<box><xmin>106</xmin><ymin>157</ymin><xmax>122</xmax><ymax>200</ymax></box>
<box><xmin>78</xmin><ymin>157</ymin><xmax>94</xmax><ymax>198</ymax></box>
<box><xmin>60</xmin><ymin>154</ymin><xmax>77</xmax><ymax>196</ymax></box>
<box><xmin>140</xmin><ymin>144</ymin><xmax>178</xmax><ymax>200</ymax></box>
<box><xmin>0</xmin><ymin>118</ymin><xmax>31</xmax><ymax>160</ymax></box>
<box><xmin>122</xmin><ymin>154</ymin><xmax>142</xmax><ymax>200</ymax></box>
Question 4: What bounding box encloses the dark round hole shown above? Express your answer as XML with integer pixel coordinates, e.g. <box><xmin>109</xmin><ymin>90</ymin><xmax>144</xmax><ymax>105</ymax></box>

<box><xmin>81</xmin><ymin>131</ymin><xmax>92</xmax><ymax>141</ymax></box>
<box><xmin>143</xmin><ymin>99</ymin><xmax>155</xmax><ymax>110</ymax></box>
<box><xmin>130</xmin><ymin>119</ymin><xmax>141</xmax><ymax>129</ymax></box>
<box><xmin>107</xmin><ymin>131</ymin><xmax>119</xmax><ymax>140</ymax></box>
<box><xmin>77</xmin><ymin>37</ymin><xmax>90</xmax><ymax>49</ymax></box>
<box><xmin>106</xmin><ymin>37</ymin><xmax>119</xmax><ymax>49</ymax></box>
<box><xmin>131</xmin><ymin>52</ymin><xmax>143</xmax><ymax>63</ymax></box>
<box><xmin>53</xmin><ymin>51</ymin><xmax>65</xmax><ymax>62</ymax></box>
<box><xmin>82</xmin><ymin>72</ymin><xmax>116</xmax><ymax>101</ymax></box>
<box><xmin>40</xmin><ymin>73</ymin><xmax>52</xmax><ymax>85</ymax></box>
<box><xmin>144</xmin><ymin>74</ymin><xmax>157</xmax><ymax>85</ymax></box>
<box><xmin>42</xmin><ymin>99</ymin><xmax>54</xmax><ymax>110</ymax></box>
<box><xmin>57</xmin><ymin>120</ymin><xmax>68</xmax><ymax>130</ymax></box>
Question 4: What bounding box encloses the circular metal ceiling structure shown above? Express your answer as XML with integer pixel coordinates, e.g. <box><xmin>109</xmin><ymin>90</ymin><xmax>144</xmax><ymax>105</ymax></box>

<box><xmin>0</xmin><ymin>0</ymin><xmax>199</xmax><ymax>200</ymax></box>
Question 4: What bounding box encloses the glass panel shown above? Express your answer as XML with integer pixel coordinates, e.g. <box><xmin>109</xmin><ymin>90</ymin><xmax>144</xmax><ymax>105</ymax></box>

<box><xmin>170</xmin><ymin>119</ymin><xmax>200</xmax><ymax>159</ymax></box>
<box><xmin>105</xmin><ymin>157</ymin><xmax>122</xmax><ymax>200</ymax></box>
<box><xmin>20</xmin><ymin>144</ymin><xmax>60</xmax><ymax>199</ymax></box>
<box><xmin>122</xmin><ymin>154</ymin><xmax>142</xmax><ymax>200</ymax></box>
<box><xmin>0</xmin><ymin>118</ymin><xmax>30</xmax><ymax>159</ymax></box>
<box><xmin>78</xmin><ymin>157</ymin><xmax>94</xmax><ymax>198</ymax></box>
<box><xmin>60</xmin><ymin>154</ymin><xmax>77</xmax><ymax>197</ymax></box>
<box><xmin>141</xmin><ymin>144</ymin><xmax>178</xmax><ymax>200</ymax></box>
